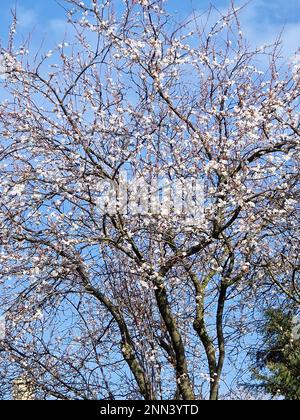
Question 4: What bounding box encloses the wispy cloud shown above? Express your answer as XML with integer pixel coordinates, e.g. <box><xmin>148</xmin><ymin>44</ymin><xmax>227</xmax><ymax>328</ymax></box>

<box><xmin>49</xmin><ymin>18</ymin><xmax>69</xmax><ymax>36</ymax></box>
<box><xmin>238</xmin><ymin>0</ymin><xmax>300</xmax><ymax>58</ymax></box>
<box><xmin>17</xmin><ymin>7</ymin><xmax>37</xmax><ymax>29</ymax></box>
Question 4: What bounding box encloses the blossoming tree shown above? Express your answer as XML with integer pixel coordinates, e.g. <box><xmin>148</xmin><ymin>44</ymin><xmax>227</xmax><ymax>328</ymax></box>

<box><xmin>0</xmin><ymin>0</ymin><xmax>299</xmax><ymax>400</ymax></box>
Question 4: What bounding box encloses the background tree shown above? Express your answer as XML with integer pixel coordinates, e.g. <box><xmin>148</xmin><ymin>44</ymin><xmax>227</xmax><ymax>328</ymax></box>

<box><xmin>250</xmin><ymin>308</ymin><xmax>300</xmax><ymax>400</ymax></box>
<box><xmin>0</xmin><ymin>0</ymin><xmax>299</xmax><ymax>400</ymax></box>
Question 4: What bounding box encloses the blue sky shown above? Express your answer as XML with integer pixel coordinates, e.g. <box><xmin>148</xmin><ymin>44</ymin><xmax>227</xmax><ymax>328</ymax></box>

<box><xmin>1</xmin><ymin>0</ymin><xmax>300</xmax><ymax>59</ymax></box>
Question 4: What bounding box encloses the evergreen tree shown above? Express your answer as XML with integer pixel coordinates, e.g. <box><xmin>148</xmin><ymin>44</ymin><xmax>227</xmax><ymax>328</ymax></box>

<box><xmin>251</xmin><ymin>309</ymin><xmax>300</xmax><ymax>400</ymax></box>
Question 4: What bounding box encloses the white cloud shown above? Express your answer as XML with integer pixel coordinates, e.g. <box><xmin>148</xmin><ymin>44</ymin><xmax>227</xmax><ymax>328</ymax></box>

<box><xmin>191</xmin><ymin>0</ymin><xmax>300</xmax><ymax>60</ymax></box>
<box><xmin>238</xmin><ymin>0</ymin><xmax>300</xmax><ymax>59</ymax></box>
<box><xmin>17</xmin><ymin>7</ymin><xmax>37</xmax><ymax>29</ymax></box>
<box><xmin>49</xmin><ymin>18</ymin><xmax>69</xmax><ymax>35</ymax></box>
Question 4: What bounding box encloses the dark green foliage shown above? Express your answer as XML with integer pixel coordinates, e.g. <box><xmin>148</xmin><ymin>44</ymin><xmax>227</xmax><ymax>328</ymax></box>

<box><xmin>251</xmin><ymin>308</ymin><xmax>300</xmax><ymax>400</ymax></box>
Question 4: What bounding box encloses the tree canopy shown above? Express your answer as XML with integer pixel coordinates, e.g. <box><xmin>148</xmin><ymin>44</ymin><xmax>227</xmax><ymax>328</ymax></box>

<box><xmin>250</xmin><ymin>308</ymin><xmax>300</xmax><ymax>400</ymax></box>
<box><xmin>0</xmin><ymin>0</ymin><xmax>299</xmax><ymax>400</ymax></box>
